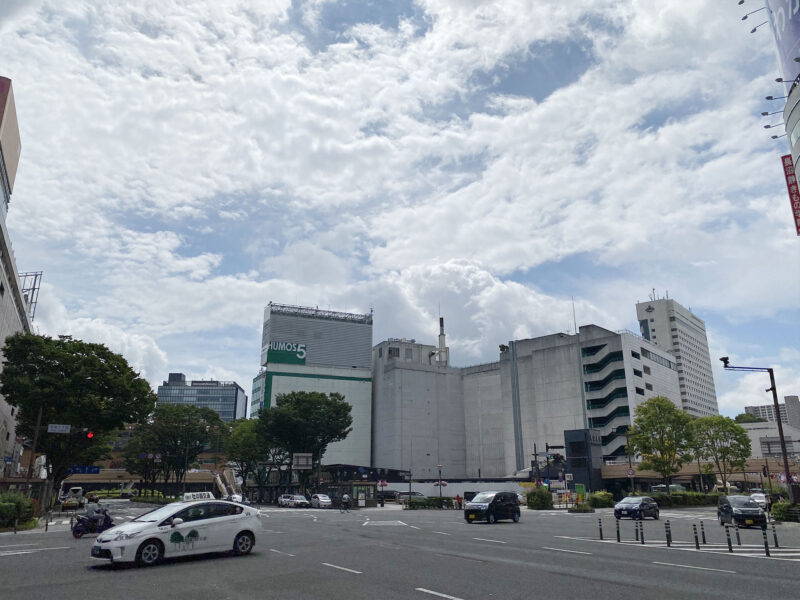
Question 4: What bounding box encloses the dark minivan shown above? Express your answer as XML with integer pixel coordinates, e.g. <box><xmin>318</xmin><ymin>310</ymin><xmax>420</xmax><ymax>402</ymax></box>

<box><xmin>464</xmin><ymin>491</ymin><xmax>521</xmax><ymax>524</ymax></box>
<box><xmin>717</xmin><ymin>495</ymin><xmax>767</xmax><ymax>528</ymax></box>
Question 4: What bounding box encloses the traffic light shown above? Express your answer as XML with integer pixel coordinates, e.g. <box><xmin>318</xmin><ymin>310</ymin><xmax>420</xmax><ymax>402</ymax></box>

<box><xmin>762</xmin><ymin>466</ymin><xmax>768</xmax><ymax>477</ymax></box>
<box><xmin>86</xmin><ymin>431</ymin><xmax>94</xmax><ymax>439</ymax></box>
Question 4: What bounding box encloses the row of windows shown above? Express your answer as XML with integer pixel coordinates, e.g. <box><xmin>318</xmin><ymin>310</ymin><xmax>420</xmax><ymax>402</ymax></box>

<box><xmin>640</xmin><ymin>348</ymin><xmax>676</xmax><ymax>371</ymax></box>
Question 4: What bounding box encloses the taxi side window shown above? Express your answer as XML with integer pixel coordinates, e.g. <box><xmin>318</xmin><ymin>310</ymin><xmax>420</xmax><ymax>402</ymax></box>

<box><xmin>175</xmin><ymin>504</ymin><xmax>211</xmax><ymax>522</ymax></box>
<box><xmin>209</xmin><ymin>503</ymin><xmax>238</xmax><ymax>518</ymax></box>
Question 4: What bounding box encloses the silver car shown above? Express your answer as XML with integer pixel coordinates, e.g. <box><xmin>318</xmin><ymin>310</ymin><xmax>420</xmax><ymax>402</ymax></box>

<box><xmin>749</xmin><ymin>492</ymin><xmax>767</xmax><ymax>509</ymax></box>
<box><xmin>311</xmin><ymin>494</ymin><xmax>332</xmax><ymax>508</ymax></box>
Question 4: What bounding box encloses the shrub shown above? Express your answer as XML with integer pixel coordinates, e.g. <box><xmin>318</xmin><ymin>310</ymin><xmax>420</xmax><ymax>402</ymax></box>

<box><xmin>406</xmin><ymin>497</ymin><xmax>455</xmax><ymax>510</ymax></box>
<box><xmin>0</xmin><ymin>493</ymin><xmax>34</xmax><ymax>525</ymax></box>
<box><xmin>770</xmin><ymin>502</ymin><xmax>795</xmax><ymax>522</ymax></box>
<box><xmin>588</xmin><ymin>492</ymin><xmax>614</xmax><ymax>508</ymax></box>
<box><xmin>568</xmin><ymin>502</ymin><xmax>595</xmax><ymax>513</ymax></box>
<box><xmin>527</xmin><ymin>488</ymin><xmax>553</xmax><ymax>510</ymax></box>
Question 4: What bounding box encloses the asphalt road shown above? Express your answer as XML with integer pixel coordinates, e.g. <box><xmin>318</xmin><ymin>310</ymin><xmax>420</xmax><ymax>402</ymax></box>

<box><xmin>1</xmin><ymin>503</ymin><xmax>798</xmax><ymax>600</ymax></box>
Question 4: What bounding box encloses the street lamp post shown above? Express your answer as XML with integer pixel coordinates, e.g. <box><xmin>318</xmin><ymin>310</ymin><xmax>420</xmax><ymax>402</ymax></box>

<box><xmin>437</xmin><ymin>464</ymin><xmax>443</xmax><ymax>498</ymax></box>
<box><xmin>720</xmin><ymin>358</ymin><xmax>797</xmax><ymax>503</ymax></box>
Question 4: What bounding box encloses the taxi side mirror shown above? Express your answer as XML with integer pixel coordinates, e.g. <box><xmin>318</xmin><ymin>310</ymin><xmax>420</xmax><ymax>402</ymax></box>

<box><xmin>171</xmin><ymin>517</ymin><xmax>184</xmax><ymax>527</ymax></box>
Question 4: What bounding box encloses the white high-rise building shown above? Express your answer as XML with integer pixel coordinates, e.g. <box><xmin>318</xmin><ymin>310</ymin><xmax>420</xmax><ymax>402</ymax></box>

<box><xmin>636</xmin><ymin>297</ymin><xmax>718</xmax><ymax>417</ymax></box>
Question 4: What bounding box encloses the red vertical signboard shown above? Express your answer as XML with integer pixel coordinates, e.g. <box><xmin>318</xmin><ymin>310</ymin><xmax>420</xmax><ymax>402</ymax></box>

<box><xmin>780</xmin><ymin>154</ymin><xmax>800</xmax><ymax>235</ymax></box>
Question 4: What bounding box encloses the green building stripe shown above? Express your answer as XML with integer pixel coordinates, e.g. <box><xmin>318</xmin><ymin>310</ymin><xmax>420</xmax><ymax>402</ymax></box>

<box><xmin>266</xmin><ymin>371</ymin><xmax>372</xmax><ymax>383</ymax></box>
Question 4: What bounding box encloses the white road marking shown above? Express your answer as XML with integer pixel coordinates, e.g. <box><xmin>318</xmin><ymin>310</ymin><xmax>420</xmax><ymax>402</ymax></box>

<box><xmin>542</xmin><ymin>547</ymin><xmax>591</xmax><ymax>555</ymax></box>
<box><xmin>408</xmin><ymin>524</ymin><xmax>420</xmax><ymax>529</ymax></box>
<box><xmin>652</xmin><ymin>562</ymin><xmax>736</xmax><ymax>574</ymax></box>
<box><xmin>269</xmin><ymin>548</ymin><xmax>296</xmax><ymax>557</ymax></box>
<box><xmin>415</xmin><ymin>588</ymin><xmax>464</xmax><ymax>600</ymax></box>
<box><xmin>433</xmin><ymin>531</ymin><xmax>451</xmax><ymax>536</ymax></box>
<box><xmin>472</xmin><ymin>538</ymin><xmax>506</xmax><ymax>544</ymax></box>
<box><xmin>0</xmin><ymin>546</ymin><xmax>70</xmax><ymax>558</ymax></box>
<box><xmin>0</xmin><ymin>544</ymin><xmax>38</xmax><ymax>549</ymax></box>
<box><xmin>322</xmin><ymin>562</ymin><xmax>362</xmax><ymax>574</ymax></box>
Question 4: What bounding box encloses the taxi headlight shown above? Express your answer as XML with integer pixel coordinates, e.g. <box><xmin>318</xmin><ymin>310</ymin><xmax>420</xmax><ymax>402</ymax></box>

<box><xmin>113</xmin><ymin>531</ymin><xmax>139</xmax><ymax>541</ymax></box>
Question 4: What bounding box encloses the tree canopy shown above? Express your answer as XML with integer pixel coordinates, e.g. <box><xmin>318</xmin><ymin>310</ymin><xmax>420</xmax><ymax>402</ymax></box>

<box><xmin>692</xmin><ymin>416</ymin><xmax>751</xmax><ymax>491</ymax></box>
<box><xmin>626</xmin><ymin>396</ymin><xmax>693</xmax><ymax>484</ymax></box>
<box><xmin>734</xmin><ymin>412</ymin><xmax>767</xmax><ymax>423</ymax></box>
<box><xmin>0</xmin><ymin>333</ymin><xmax>156</xmax><ymax>488</ymax></box>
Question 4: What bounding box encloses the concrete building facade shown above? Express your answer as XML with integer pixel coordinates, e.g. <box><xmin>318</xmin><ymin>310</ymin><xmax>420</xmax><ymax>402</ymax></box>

<box><xmin>258</xmin><ymin>303</ymin><xmax>373</xmax><ymax>466</ymax></box>
<box><xmin>0</xmin><ymin>77</ymin><xmax>33</xmax><ymax>474</ymax></box>
<box><xmin>636</xmin><ymin>297</ymin><xmax>718</xmax><ymax>417</ymax></box>
<box><xmin>745</xmin><ymin>396</ymin><xmax>800</xmax><ymax>430</ymax></box>
<box><xmin>371</xmin><ymin>323</ymin><xmax>681</xmax><ymax>480</ymax></box>
<box><xmin>157</xmin><ymin>373</ymin><xmax>248</xmax><ymax>423</ymax></box>
<box><xmin>741</xmin><ymin>420</ymin><xmax>800</xmax><ymax>460</ymax></box>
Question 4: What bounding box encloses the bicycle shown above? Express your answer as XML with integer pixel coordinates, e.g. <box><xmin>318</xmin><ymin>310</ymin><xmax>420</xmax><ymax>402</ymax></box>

<box><xmin>340</xmin><ymin>501</ymin><xmax>351</xmax><ymax>513</ymax></box>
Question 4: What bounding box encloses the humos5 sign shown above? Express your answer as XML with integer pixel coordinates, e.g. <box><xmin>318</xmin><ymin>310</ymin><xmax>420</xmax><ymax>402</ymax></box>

<box><xmin>266</xmin><ymin>341</ymin><xmax>307</xmax><ymax>365</ymax></box>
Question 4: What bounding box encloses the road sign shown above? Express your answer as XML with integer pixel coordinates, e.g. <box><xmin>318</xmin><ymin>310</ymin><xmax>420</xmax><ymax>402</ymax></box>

<box><xmin>47</xmin><ymin>424</ymin><xmax>71</xmax><ymax>434</ymax></box>
<box><xmin>565</xmin><ymin>473</ymin><xmax>573</xmax><ymax>481</ymax></box>
<box><xmin>627</xmin><ymin>468</ymin><xmax>635</xmax><ymax>478</ymax></box>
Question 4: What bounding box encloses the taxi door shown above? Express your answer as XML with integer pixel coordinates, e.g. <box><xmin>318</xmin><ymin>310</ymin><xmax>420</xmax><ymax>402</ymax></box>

<box><xmin>161</xmin><ymin>503</ymin><xmax>215</xmax><ymax>557</ymax></box>
<box><xmin>207</xmin><ymin>503</ymin><xmax>245</xmax><ymax>548</ymax></box>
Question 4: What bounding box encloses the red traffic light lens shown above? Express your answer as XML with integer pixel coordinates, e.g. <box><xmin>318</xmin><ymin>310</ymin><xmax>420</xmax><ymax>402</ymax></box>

<box><xmin>86</xmin><ymin>432</ymin><xmax>94</xmax><ymax>439</ymax></box>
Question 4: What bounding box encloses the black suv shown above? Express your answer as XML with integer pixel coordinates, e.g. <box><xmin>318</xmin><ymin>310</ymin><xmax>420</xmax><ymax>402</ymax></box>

<box><xmin>464</xmin><ymin>491</ymin><xmax>521</xmax><ymax>524</ymax></box>
<box><xmin>717</xmin><ymin>495</ymin><xmax>767</xmax><ymax>528</ymax></box>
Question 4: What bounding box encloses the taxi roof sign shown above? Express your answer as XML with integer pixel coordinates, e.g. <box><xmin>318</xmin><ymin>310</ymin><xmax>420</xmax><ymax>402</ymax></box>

<box><xmin>183</xmin><ymin>491</ymin><xmax>215</xmax><ymax>501</ymax></box>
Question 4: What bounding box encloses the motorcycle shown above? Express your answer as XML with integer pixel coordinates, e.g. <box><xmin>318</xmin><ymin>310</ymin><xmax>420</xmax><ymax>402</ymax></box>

<box><xmin>72</xmin><ymin>510</ymin><xmax>115</xmax><ymax>538</ymax></box>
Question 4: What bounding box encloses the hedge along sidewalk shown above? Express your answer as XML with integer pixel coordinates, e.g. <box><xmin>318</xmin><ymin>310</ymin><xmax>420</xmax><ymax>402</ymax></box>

<box><xmin>0</xmin><ymin>518</ymin><xmax>38</xmax><ymax>533</ymax></box>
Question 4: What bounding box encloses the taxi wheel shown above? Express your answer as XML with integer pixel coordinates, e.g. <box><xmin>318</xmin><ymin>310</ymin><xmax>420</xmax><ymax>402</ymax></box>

<box><xmin>512</xmin><ymin>512</ymin><xmax>520</xmax><ymax>523</ymax></box>
<box><xmin>487</xmin><ymin>512</ymin><xmax>497</xmax><ymax>524</ymax></box>
<box><xmin>135</xmin><ymin>539</ymin><xmax>163</xmax><ymax>567</ymax></box>
<box><xmin>233</xmin><ymin>532</ymin><xmax>255</xmax><ymax>555</ymax></box>
<box><xmin>653</xmin><ymin>510</ymin><xmax>659</xmax><ymax>520</ymax></box>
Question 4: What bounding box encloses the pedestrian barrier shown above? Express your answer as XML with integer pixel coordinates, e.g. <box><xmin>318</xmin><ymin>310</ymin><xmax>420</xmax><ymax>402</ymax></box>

<box><xmin>664</xmin><ymin>520</ymin><xmax>671</xmax><ymax>547</ymax></box>
<box><xmin>700</xmin><ymin>520</ymin><xmax>706</xmax><ymax>544</ymax></box>
<box><xmin>615</xmin><ymin>517</ymin><xmax>620</xmax><ymax>542</ymax></box>
<box><xmin>692</xmin><ymin>523</ymin><xmax>699</xmax><ymax>550</ymax></box>
<box><xmin>760</xmin><ymin>526</ymin><xmax>770</xmax><ymax>557</ymax></box>
<box><xmin>772</xmin><ymin>523</ymin><xmax>779</xmax><ymax>548</ymax></box>
<box><xmin>598</xmin><ymin>518</ymin><xmax>603</xmax><ymax>540</ymax></box>
<box><xmin>734</xmin><ymin>523</ymin><xmax>741</xmax><ymax>546</ymax></box>
<box><xmin>639</xmin><ymin>520</ymin><xmax>645</xmax><ymax>545</ymax></box>
<box><xmin>724</xmin><ymin>525</ymin><xmax>733</xmax><ymax>553</ymax></box>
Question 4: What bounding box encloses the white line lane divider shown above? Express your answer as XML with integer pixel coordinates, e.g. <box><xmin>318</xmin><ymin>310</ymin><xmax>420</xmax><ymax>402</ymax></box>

<box><xmin>0</xmin><ymin>543</ymin><xmax>38</xmax><ymax>549</ymax></box>
<box><xmin>652</xmin><ymin>562</ymin><xmax>736</xmax><ymax>574</ymax></box>
<box><xmin>269</xmin><ymin>549</ymin><xmax>296</xmax><ymax>557</ymax></box>
<box><xmin>415</xmin><ymin>588</ymin><xmax>464</xmax><ymax>600</ymax></box>
<box><xmin>0</xmin><ymin>546</ymin><xmax>70</xmax><ymax>557</ymax></box>
<box><xmin>322</xmin><ymin>563</ymin><xmax>362</xmax><ymax>574</ymax></box>
<box><xmin>432</xmin><ymin>531</ymin><xmax>451</xmax><ymax>535</ymax></box>
<box><xmin>472</xmin><ymin>538</ymin><xmax>506</xmax><ymax>544</ymax></box>
<box><xmin>541</xmin><ymin>547</ymin><xmax>592</xmax><ymax>555</ymax></box>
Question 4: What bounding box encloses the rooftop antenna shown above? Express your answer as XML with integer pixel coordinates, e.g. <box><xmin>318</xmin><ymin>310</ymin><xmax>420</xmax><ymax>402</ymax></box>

<box><xmin>571</xmin><ymin>296</ymin><xmax>578</xmax><ymax>335</ymax></box>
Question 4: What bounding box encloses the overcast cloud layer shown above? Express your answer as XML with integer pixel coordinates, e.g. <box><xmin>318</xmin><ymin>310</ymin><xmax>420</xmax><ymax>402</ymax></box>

<box><xmin>1</xmin><ymin>0</ymin><xmax>797</xmax><ymax>416</ymax></box>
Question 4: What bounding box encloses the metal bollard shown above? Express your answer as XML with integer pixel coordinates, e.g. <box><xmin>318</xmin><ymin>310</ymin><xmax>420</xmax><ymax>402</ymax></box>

<box><xmin>700</xmin><ymin>520</ymin><xmax>706</xmax><ymax>545</ymax></box>
<box><xmin>734</xmin><ymin>523</ymin><xmax>741</xmax><ymax>546</ymax></box>
<box><xmin>13</xmin><ymin>518</ymin><xmax>17</xmax><ymax>534</ymax></box>
<box><xmin>772</xmin><ymin>523</ymin><xmax>779</xmax><ymax>548</ymax></box>
<box><xmin>665</xmin><ymin>520</ymin><xmax>671</xmax><ymax>547</ymax></box>
<box><xmin>635</xmin><ymin>520</ymin><xmax>639</xmax><ymax>541</ymax></box>
<box><xmin>598</xmin><ymin>518</ymin><xmax>604</xmax><ymax>540</ymax></box>
<box><xmin>761</xmin><ymin>525</ymin><xmax>770</xmax><ymax>557</ymax></box>
<box><xmin>616</xmin><ymin>518</ymin><xmax>621</xmax><ymax>543</ymax></box>
<box><xmin>724</xmin><ymin>525</ymin><xmax>733</xmax><ymax>553</ymax></box>
<box><xmin>692</xmin><ymin>523</ymin><xmax>700</xmax><ymax>550</ymax></box>
<box><xmin>640</xmin><ymin>519</ymin><xmax>645</xmax><ymax>545</ymax></box>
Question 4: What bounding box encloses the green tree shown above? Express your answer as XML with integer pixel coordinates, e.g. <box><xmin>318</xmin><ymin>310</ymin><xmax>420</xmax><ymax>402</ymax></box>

<box><xmin>734</xmin><ymin>412</ymin><xmax>767</xmax><ymax>423</ymax></box>
<box><xmin>225</xmin><ymin>419</ymin><xmax>259</xmax><ymax>496</ymax></box>
<box><xmin>0</xmin><ymin>333</ymin><xmax>156</xmax><ymax>506</ymax></box>
<box><xmin>626</xmin><ymin>396</ymin><xmax>693</xmax><ymax>485</ymax></box>
<box><xmin>258</xmin><ymin>391</ymin><xmax>352</xmax><ymax>491</ymax></box>
<box><xmin>122</xmin><ymin>427</ymin><xmax>164</xmax><ymax>497</ymax></box>
<box><xmin>692</xmin><ymin>416</ymin><xmax>751</xmax><ymax>492</ymax></box>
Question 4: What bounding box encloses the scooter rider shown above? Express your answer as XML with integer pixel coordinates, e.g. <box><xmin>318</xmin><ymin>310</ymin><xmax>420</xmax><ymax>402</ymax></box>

<box><xmin>86</xmin><ymin>495</ymin><xmax>106</xmax><ymax>529</ymax></box>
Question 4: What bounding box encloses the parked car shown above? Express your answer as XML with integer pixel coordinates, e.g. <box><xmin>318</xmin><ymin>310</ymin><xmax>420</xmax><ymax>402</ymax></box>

<box><xmin>464</xmin><ymin>491</ymin><xmax>521</xmax><ymax>524</ymax></box>
<box><xmin>614</xmin><ymin>496</ymin><xmax>660</xmax><ymax>520</ymax></box>
<box><xmin>90</xmin><ymin>499</ymin><xmax>261</xmax><ymax>566</ymax></box>
<box><xmin>311</xmin><ymin>494</ymin><xmax>332</xmax><ymax>508</ymax></box>
<box><xmin>395</xmin><ymin>491</ymin><xmax>425</xmax><ymax>503</ymax></box>
<box><xmin>749</xmin><ymin>492</ymin><xmax>767</xmax><ymax>509</ymax></box>
<box><xmin>278</xmin><ymin>494</ymin><xmax>294</xmax><ymax>507</ymax></box>
<box><xmin>377</xmin><ymin>489</ymin><xmax>400</xmax><ymax>502</ymax></box>
<box><xmin>649</xmin><ymin>484</ymin><xmax>686</xmax><ymax>494</ymax></box>
<box><xmin>290</xmin><ymin>494</ymin><xmax>311</xmax><ymax>508</ymax></box>
<box><xmin>61</xmin><ymin>487</ymin><xmax>85</xmax><ymax>511</ymax></box>
<box><xmin>717</xmin><ymin>495</ymin><xmax>767</xmax><ymax>528</ymax></box>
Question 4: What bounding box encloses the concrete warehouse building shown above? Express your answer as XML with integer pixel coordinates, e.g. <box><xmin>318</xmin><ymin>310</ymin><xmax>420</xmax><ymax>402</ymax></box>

<box><xmin>372</xmin><ymin>322</ymin><xmax>681</xmax><ymax>480</ymax></box>
<box><xmin>255</xmin><ymin>303</ymin><xmax>373</xmax><ymax>466</ymax></box>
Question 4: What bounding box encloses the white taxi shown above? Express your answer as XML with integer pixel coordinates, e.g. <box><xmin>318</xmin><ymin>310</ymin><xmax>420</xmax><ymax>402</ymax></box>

<box><xmin>90</xmin><ymin>494</ymin><xmax>261</xmax><ymax>566</ymax></box>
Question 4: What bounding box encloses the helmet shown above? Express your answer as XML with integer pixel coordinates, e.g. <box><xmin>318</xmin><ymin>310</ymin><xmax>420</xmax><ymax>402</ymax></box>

<box><xmin>87</xmin><ymin>494</ymin><xmax>99</xmax><ymax>503</ymax></box>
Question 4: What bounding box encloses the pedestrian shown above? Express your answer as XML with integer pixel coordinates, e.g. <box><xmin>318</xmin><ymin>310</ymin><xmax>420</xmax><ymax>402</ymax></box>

<box><xmin>766</xmin><ymin>494</ymin><xmax>773</xmax><ymax>514</ymax></box>
<box><xmin>455</xmin><ymin>494</ymin><xmax>462</xmax><ymax>510</ymax></box>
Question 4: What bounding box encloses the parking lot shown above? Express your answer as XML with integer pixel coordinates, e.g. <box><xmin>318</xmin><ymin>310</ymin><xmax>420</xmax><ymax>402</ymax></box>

<box><xmin>1</xmin><ymin>502</ymin><xmax>798</xmax><ymax>600</ymax></box>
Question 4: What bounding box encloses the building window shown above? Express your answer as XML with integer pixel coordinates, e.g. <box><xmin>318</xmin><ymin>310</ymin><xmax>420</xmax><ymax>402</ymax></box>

<box><xmin>643</xmin><ymin>366</ymin><xmax>651</xmax><ymax>375</ymax></box>
<box><xmin>633</xmin><ymin>369</ymin><xmax>642</xmax><ymax>377</ymax></box>
<box><xmin>635</xmin><ymin>387</ymin><xmax>645</xmax><ymax>395</ymax></box>
<box><xmin>388</xmin><ymin>347</ymin><xmax>400</xmax><ymax>358</ymax></box>
<box><xmin>378</xmin><ymin>347</ymin><xmax>382</xmax><ymax>358</ymax></box>
<box><xmin>405</xmin><ymin>348</ymin><xmax>413</xmax><ymax>360</ymax></box>
<box><xmin>0</xmin><ymin>282</ymin><xmax>4</xmax><ymax>296</ymax></box>
<box><xmin>631</xmin><ymin>351</ymin><xmax>641</xmax><ymax>360</ymax></box>
<box><xmin>645</xmin><ymin>383</ymin><xmax>653</xmax><ymax>391</ymax></box>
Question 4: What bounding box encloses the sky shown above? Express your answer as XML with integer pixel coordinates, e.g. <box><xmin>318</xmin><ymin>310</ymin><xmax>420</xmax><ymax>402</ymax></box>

<box><xmin>0</xmin><ymin>0</ymin><xmax>797</xmax><ymax>418</ymax></box>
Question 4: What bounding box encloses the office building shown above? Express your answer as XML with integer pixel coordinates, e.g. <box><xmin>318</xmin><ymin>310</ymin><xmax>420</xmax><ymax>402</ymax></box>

<box><xmin>636</xmin><ymin>297</ymin><xmax>718</xmax><ymax>417</ymax></box>
<box><xmin>0</xmin><ymin>76</ymin><xmax>34</xmax><ymax>475</ymax></box>
<box><xmin>157</xmin><ymin>373</ymin><xmax>247</xmax><ymax>423</ymax></box>
<box><xmin>250</xmin><ymin>370</ymin><xmax>265</xmax><ymax>419</ymax></box>
<box><xmin>745</xmin><ymin>396</ymin><xmax>800</xmax><ymax>429</ymax></box>
<box><xmin>740</xmin><ymin>420</ymin><xmax>800</xmax><ymax>459</ymax></box>
<box><xmin>258</xmin><ymin>303</ymin><xmax>373</xmax><ymax>466</ymax></box>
